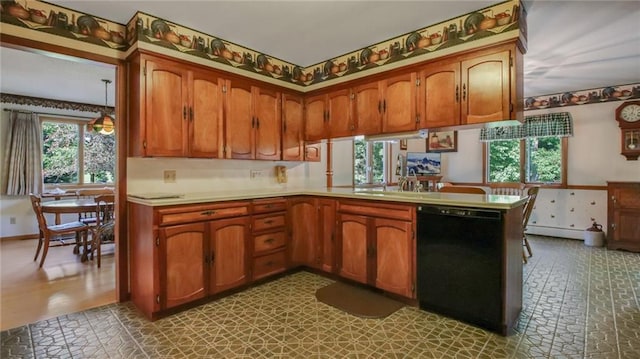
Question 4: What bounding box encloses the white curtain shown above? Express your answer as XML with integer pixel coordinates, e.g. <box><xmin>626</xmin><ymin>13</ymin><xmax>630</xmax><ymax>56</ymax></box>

<box><xmin>2</xmin><ymin>111</ymin><xmax>43</xmax><ymax>195</ymax></box>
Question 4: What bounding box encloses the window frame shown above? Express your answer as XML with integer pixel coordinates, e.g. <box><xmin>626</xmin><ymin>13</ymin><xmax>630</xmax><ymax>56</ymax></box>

<box><xmin>353</xmin><ymin>138</ymin><xmax>392</xmax><ymax>186</ymax></box>
<box><xmin>482</xmin><ymin>137</ymin><xmax>568</xmax><ymax>188</ymax></box>
<box><xmin>40</xmin><ymin>115</ymin><xmax>115</xmax><ymax>190</ymax></box>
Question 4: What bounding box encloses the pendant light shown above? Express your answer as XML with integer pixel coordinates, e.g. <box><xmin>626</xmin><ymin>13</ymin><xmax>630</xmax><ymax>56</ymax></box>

<box><xmin>87</xmin><ymin>79</ymin><xmax>115</xmax><ymax>135</ymax></box>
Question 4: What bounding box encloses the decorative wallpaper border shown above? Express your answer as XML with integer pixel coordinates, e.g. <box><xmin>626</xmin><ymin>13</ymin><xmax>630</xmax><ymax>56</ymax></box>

<box><xmin>524</xmin><ymin>83</ymin><xmax>640</xmax><ymax>111</ymax></box>
<box><xmin>2</xmin><ymin>0</ymin><xmax>523</xmax><ymax>89</ymax></box>
<box><xmin>1</xmin><ymin>93</ymin><xmax>114</xmax><ymax>113</ymax></box>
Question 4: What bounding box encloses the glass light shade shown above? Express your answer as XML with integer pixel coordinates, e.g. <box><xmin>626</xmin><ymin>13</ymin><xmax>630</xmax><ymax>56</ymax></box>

<box><xmin>88</xmin><ymin>114</ymin><xmax>115</xmax><ymax>134</ymax></box>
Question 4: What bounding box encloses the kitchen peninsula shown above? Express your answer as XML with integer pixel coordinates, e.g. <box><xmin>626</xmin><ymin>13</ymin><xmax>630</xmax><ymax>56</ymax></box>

<box><xmin>128</xmin><ymin>188</ymin><xmax>526</xmax><ymax>335</ymax></box>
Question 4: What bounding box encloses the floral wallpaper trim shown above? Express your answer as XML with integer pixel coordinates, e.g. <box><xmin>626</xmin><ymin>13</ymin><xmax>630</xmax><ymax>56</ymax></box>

<box><xmin>524</xmin><ymin>83</ymin><xmax>640</xmax><ymax>111</ymax></box>
<box><xmin>0</xmin><ymin>93</ymin><xmax>113</xmax><ymax>113</ymax></box>
<box><xmin>2</xmin><ymin>0</ymin><xmax>524</xmax><ymax>89</ymax></box>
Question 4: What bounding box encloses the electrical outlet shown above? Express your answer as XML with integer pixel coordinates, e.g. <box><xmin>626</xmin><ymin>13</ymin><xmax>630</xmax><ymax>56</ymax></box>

<box><xmin>163</xmin><ymin>170</ymin><xmax>176</xmax><ymax>183</ymax></box>
<box><xmin>9</xmin><ymin>217</ymin><xmax>16</xmax><ymax>225</ymax></box>
<box><xmin>250</xmin><ymin>170</ymin><xmax>263</xmax><ymax>179</ymax></box>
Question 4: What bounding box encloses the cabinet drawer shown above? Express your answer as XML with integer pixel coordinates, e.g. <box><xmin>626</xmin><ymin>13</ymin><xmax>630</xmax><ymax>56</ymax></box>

<box><xmin>254</xmin><ymin>231</ymin><xmax>286</xmax><ymax>254</ymax></box>
<box><xmin>252</xmin><ymin>213</ymin><xmax>286</xmax><ymax>232</ymax></box>
<box><xmin>253</xmin><ymin>251</ymin><xmax>286</xmax><ymax>280</ymax></box>
<box><xmin>157</xmin><ymin>202</ymin><xmax>250</xmax><ymax>226</ymax></box>
<box><xmin>338</xmin><ymin>200</ymin><xmax>415</xmax><ymax>221</ymax></box>
<box><xmin>252</xmin><ymin>198</ymin><xmax>287</xmax><ymax>214</ymax></box>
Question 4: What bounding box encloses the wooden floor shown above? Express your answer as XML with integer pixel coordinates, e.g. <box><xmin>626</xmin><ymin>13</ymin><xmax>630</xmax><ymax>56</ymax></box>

<box><xmin>0</xmin><ymin>238</ymin><xmax>116</xmax><ymax>331</ymax></box>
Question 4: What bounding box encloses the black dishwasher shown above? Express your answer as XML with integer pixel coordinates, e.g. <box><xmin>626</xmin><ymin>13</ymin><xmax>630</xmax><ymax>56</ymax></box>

<box><xmin>416</xmin><ymin>205</ymin><xmax>504</xmax><ymax>333</ymax></box>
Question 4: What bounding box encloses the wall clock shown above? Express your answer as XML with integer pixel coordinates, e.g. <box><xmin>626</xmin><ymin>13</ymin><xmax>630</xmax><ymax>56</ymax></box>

<box><xmin>615</xmin><ymin>100</ymin><xmax>640</xmax><ymax>160</ymax></box>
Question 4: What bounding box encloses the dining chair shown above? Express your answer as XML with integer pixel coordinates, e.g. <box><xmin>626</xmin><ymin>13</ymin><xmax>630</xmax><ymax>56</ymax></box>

<box><xmin>488</xmin><ymin>182</ymin><xmax>526</xmax><ymax>196</ymax></box>
<box><xmin>75</xmin><ymin>188</ymin><xmax>115</xmax><ymax>225</ymax></box>
<box><xmin>438</xmin><ymin>185</ymin><xmax>488</xmax><ymax>194</ymax></box>
<box><xmin>29</xmin><ymin>193</ymin><xmax>90</xmax><ymax>268</ymax></box>
<box><xmin>522</xmin><ymin>186</ymin><xmax>540</xmax><ymax>263</ymax></box>
<box><xmin>89</xmin><ymin>194</ymin><xmax>115</xmax><ymax>268</ymax></box>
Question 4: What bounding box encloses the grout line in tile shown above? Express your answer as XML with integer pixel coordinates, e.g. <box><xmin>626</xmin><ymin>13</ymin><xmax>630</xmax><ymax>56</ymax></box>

<box><xmin>605</xmin><ymin>249</ymin><xmax>622</xmax><ymax>359</ymax></box>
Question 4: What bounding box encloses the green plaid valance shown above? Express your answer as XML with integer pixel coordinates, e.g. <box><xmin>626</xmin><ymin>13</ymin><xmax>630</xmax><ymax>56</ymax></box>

<box><xmin>480</xmin><ymin>112</ymin><xmax>573</xmax><ymax>142</ymax></box>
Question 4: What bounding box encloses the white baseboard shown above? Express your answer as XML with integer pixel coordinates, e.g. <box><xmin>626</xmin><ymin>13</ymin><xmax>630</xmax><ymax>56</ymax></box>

<box><xmin>526</xmin><ymin>225</ymin><xmax>585</xmax><ymax>240</ymax></box>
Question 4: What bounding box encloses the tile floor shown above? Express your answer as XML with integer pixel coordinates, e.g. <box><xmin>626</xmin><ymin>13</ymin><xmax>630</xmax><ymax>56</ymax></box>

<box><xmin>1</xmin><ymin>236</ymin><xmax>639</xmax><ymax>358</ymax></box>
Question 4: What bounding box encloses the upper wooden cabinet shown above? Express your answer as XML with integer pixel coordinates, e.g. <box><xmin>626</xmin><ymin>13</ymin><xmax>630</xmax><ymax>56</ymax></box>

<box><xmin>419</xmin><ymin>49</ymin><xmax>514</xmax><ymax>128</ymax></box>
<box><xmin>304</xmin><ymin>89</ymin><xmax>353</xmax><ymax>141</ymax></box>
<box><xmin>226</xmin><ymin>81</ymin><xmax>281</xmax><ymax>160</ymax></box>
<box><xmin>282</xmin><ymin>94</ymin><xmax>304</xmax><ymax>161</ymax></box>
<box><xmin>129</xmin><ymin>53</ymin><xmax>224</xmax><ymax>158</ymax></box>
<box><xmin>354</xmin><ymin>73</ymin><xmax>417</xmax><ymax>135</ymax></box>
<box><xmin>462</xmin><ymin>50</ymin><xmax>512</xmax><ymax>125</ymax></box>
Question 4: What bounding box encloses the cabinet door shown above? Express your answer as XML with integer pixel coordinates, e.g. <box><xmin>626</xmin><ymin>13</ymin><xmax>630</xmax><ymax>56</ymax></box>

<box><xmin>382</xmin><ymin>73</ymin><xmax>417</xmax><ymax>133</ymax></box>
<box><xmin>353</xmin><ymin>81</ymin><xmax>382</xmax><ymax>136</ymax></box>
<box><xmin>190</xmin><ymin>71</ymin><xmax>224</xmax><ymax>158</ymax></box>
<box><xmin>305</xmin><ymin>94</ymin><xmax>327</xmax><ymax>141</ymax></box>
<box><xmin>282</xmin><ymin>94</ymin><xmax>304</xmax><ymax>161</ymax></box>
<box><xmin>288</xmin><ymin>198</ymin><xmax>319</xmax><ymax>268</ymax></box>
<box><xmin>318</xmin><ymin>199</ymin><xmax>336</xmax><ymax>273</ymax></box>
<box><xmin>462</xmin><ymin>50</ymin><xmax>511</xmax><ymax>125</ymax></box>
<box><xmin>144</xmin><ymin>59</ymin><xmax>189</xmax><ymax>156</ymax></box>
<box><xmin>420</xmin><ymin>62</ymin><xmax>461</xmax><ymax>128</ymax></box>
<box><xmin>337</xmin><ymin>213</ymin><xmax>368</xmax><ymax>284</ymax></box>
<box><xmin>373</xmin><ymin>218</ymin><xmax>414</xmax><ymax>298</ymax></box>
<box><xmin>328</xmin><ymin>89</ymin><xmax>353</xmax><ymax>138</ymax></box>
<box><xmin>159</xmin><ymin>222</ymin><xmax>207</xmax><ymax>309</ymax></box>
<box><xmin>209</xmin><ymin>217</ymin><xmax>250</xmax><ymax>294</ymax></box>
<box><xmin>226</xmin><ymin>80</ymin><xmax>255</xmax><ymax>159</ymax></box>
<box><xmin>254</xmin><ymin>87</ymin><xmax>281</xmax><ymax>160</ymax></box>
<box><xmin>608</xmin><ymin>185</ymin><xmax>640</xmax><ymax>251</ymax></box>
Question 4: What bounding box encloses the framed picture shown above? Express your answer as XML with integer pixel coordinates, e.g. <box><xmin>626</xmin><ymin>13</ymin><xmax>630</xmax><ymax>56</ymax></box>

<box><xmin>427</xmin><ymin>130</ymin><xmax>457</xmax><ymax>152</ymax></box>
<box><xmin>400</xmin><ymin>139</ymin><xmax>408</xmax><ymax>150</ymax></box>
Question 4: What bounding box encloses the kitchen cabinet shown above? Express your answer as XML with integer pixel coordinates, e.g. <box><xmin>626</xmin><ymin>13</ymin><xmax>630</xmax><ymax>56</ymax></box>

<box><xmin>282</xmin><ymin>93</ymin><xmax>304</xmax><ymax>161</ymax></box>
<box><xmin>607</xmin><ymin>182</ymin><xmax>640</xmax><ymax>252</ymax></box>
<box><xmin>288</xmin><ymin>197</ymin><xmax>336</xmax><ymax>272</ymax></box>
<box><xmin>354</xmin><ymin>73</ymin><xmax>417</xmax><ymax>135</ymax></box>
<box><xmin>209</xmin><ymin>217</ymin><xmax>251</xmax><ymax>293</ymax></box>
<box><xmin>251</xmin><ymin>198</ymin><xmax>287</xmax><ymax>280</ymax></box>
<box><xmin>419</xmin><ymin>49</ymin><xmax>513</xmax><ymax>127</ymax></box>
<box><xmin>226</xmin><ymin>80</ymin><xmax>281</xmax><ymax>160</ymax></box>
<box><xmin>304</xmin><ymin>142</ymin><xmax>321</xmax><ymax>162</ymax></box>
<box><xmin>336</xmin><ymin>200</ymin><xmax>415</xmax><ymax>298</ymax></box>
<box><xmin>129</xmin><ymin>200</ymin><xmax>250</xmax><ymax>319</ymax></box>
<box><xmin>129</xmin><ymin>53</ymin><xmax>224</xmax><ymax>158</ymax></box>
<box><xmin>304</xmin><ymin>89</ymin><xmax>353</xmax><ymax>141</ymax></box>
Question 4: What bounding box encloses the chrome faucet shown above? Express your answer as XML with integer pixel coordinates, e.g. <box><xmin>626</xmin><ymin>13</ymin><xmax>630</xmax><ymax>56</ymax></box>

<box><xmin>397</xmin><ymin>177</ymin><xmax>408</xmax><ymax>192</ymax></box>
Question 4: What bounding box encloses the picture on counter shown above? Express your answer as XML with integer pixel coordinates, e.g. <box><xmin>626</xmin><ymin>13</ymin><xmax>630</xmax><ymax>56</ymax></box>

<box><xmin>406</xmin><ymin>152</ymin><xmax>441</xmax><ymax>175</ymax></box>
<box><xmin>427</xmin><ymin>130</ymin><xmax>457</xmax><ymax>152</ymax></box>
<box><xmin>400</xmin><ymin>139</ymin><xmax>408</xmax><ymax>150</ymax></box>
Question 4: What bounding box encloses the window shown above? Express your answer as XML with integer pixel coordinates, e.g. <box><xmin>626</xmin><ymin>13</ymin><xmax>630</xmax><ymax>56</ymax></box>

<box><xmin>354</xmin><ymin>137</ymin><xmax>389</xmax><ymax>185</ymax></box>
<box><xmin>486</xmin><ymin>136</ymin><xmax>567</xmax><ymax>185</ymax></box>
<box><xmin>42</xmin><ymin>118</ymin><xmax>115</xmax><ymax>185</ymax></box>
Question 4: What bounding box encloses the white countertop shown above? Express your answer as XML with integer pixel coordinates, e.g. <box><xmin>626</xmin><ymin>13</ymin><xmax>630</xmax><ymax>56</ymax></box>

<box><xmin>128</xmin><ymin>187</ymin><xmax>527</xmax><ymax>210</ymax></box>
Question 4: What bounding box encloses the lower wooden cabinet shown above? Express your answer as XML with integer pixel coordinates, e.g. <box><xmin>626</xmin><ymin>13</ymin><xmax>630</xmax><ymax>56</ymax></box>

<box><xmin>209</xmin><ymin>217</ymin><xmax>250</xmax><ymax>294</ymax></box>
<box><xmin>337</xmin><ymin>200</ymin><xmax>416</xmax><ymax>298</ymax></box>
<box><xmin>251</xmin><ymin>198</ymin><xmax>287</xmax><ymax>280</ymax></box>
<box><xmin>288</xmin><ymin>197</ymin><xmax>336</xmax><ymax>272</ymax></box>
<box><xmin>607</xmin><ymin>182</ymin><xmax>640</xmax><ymax>252</ymax></box>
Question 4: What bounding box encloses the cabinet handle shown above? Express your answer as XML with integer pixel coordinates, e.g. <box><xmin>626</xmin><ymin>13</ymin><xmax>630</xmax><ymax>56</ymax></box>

<box><xmin>378</xmin><ymin>101</ymin><xmax>382</xmax><ymax>114</ymax></box>
<box><xmin>463</xmin><ymin>83</ymin><xmax>466</xmax><ymax>101</ymax></box>
<box><xmin>383</xmin><ymin>100</ymin><xmax>386</xmax><ymax>112</ymax></box>
<box><xmin>211</xmin><ymin>251</ymin><xmax>215</xmax><ymax>264</ymax></box>
<box><xmin>201</xmin><ymin>210</ymin><xmax>216</xmax><ymax>216</ymax></box>
<box><xmin>265</xmin><ymin>204</ymin><xmax>273</xmax><ymax>208</ymax></box>
<box><xmin>252</xmin><ymin>117</ymin><xmax>255</xmax><ymax>128</ymax></box>
<box><xmin>455</xmin><ymin>85</ymin><xmax>459</xmax><ymax>102</ymax></box>
<box><xmin>325</xmin><ymin>110</ymin><xmax>329</xmax><ymax>122</ymax></box>
<box><xmin>264</xmin><ymin>238</ymin><xmax>275</xmax><ymax>244</ymax></box>
<box><xmin>189</xmin><ymin>107</ymin><xmax>194</xmax><ymax>121</ymax></box>
<box><xmin>283</xmin><ymin>120</ymin><xmax>287</xmax><ymax>132</ymax></box>
<box><xmin>256</xmin><ymin>118</ymin><xmax>260</xmax><ymax>129</ymax></box>
<box><xmin>263</xmin><ymin>219</ymin><xmax>274</xmax><ymax>225</ymax></box>
<box><xmin>183</xmin><ymin>106</ymin><xmax>187</xmax><ymax>120</ymax></box>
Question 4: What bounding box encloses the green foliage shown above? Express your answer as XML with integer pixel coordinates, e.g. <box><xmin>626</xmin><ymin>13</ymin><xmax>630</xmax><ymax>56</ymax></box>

<box><xmin>527</xmin><ymin>137</ymin><xmax>561</xmax><ymax>183</ymax></box>
<box><xmin>42</xmin><ymin>121</ymin><xmax>115</xmax><ymax>184</ymax></box>
<box><xmin>488</xmin><ymin>140</ymin><xmax>520</xmax><ymax>182</ymax></box>
<box><xmin>353</xmin><ymin>139</ymin><xmax>385</xmax><ymax>185</ymax></box>
<box><xmin>354</xmin><ymin>139</ymin><xmax>367</xmax><ymax>184</ymax></box>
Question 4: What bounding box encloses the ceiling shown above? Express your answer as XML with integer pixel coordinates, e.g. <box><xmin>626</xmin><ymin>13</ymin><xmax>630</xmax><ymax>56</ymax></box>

<box><xmin>1</xmin><ymin>0</ymin><xmax>639</xmax><ymax>108</ymax></box>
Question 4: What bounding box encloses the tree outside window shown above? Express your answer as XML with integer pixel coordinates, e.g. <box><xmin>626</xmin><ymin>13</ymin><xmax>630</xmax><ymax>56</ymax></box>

<box><xmin>354</xmin><ymin>137</ymin><xmax>387</xmax><ymax>185</ymax></box>
<box><xmin>42</xmin><ymin>120</ymin><xmax>115</xmax><ymax>185</ymax></box>
<box><xmin>487</xmin><ymin>136</ymin><xmax>565</xmax><ymax>184</ymax></box>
